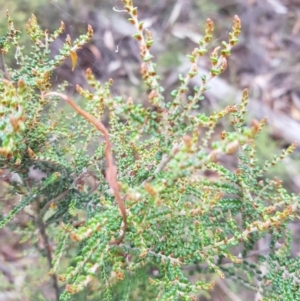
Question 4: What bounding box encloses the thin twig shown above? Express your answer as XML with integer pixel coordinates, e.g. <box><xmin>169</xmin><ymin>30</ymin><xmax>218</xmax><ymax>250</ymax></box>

<box><xmin>36</xmin><ymin>214</ymin><xmax>60</xmax><ymax>301</ymax></box>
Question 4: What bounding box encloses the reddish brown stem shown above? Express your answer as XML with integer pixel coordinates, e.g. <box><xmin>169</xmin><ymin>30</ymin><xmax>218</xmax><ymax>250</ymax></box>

<box><xmin>44</xmin><ymin>92</ymin><xmax>127</xmax><ymax>244</ymax></box>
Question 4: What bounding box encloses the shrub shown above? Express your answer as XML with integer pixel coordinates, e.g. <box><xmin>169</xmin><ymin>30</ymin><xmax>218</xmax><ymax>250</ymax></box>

<box><xmin>1</xmin><ymin>1</ymin><xmax>300</xmax><ymax>300</ymax></box>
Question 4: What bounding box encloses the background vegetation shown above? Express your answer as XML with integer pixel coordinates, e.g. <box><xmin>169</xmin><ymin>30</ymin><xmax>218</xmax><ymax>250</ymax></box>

<box><xmin>1</xmin><ymin>0</ymin><xmax>300</xmax><ymax>300</ymax></box>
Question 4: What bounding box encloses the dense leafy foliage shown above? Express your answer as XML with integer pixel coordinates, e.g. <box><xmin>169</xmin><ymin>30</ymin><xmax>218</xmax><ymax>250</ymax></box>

<box><xmin>1</xmin><ymin>1</ymin><xmax>300</xmax><ymax>300</ymax></box>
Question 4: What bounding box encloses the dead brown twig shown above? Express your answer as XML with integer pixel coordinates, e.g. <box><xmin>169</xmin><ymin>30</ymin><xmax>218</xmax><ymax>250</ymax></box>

<box><xmin>43</xmin><ymin>92</ymin><xmax>127</xmax><ymax>245</ymax></box>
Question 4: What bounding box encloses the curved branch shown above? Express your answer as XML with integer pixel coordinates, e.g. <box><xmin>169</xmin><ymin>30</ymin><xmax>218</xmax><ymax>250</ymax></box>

<box><xmin>43</xmin><ymin>92</ymin><xmax>127</xmax><ymax>244</ymax></box>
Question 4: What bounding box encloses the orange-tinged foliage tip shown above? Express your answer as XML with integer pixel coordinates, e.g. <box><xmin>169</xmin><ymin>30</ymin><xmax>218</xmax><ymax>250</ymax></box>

<box><xmin>265</xmin><ymin>206</ymin><xmax>276</xmax><ymax>214</ymax></box>
<box><xmin>260</xmin><ymin>117</ymin><xmax>268</xmax><ymax>125</ymax></box>
<box><xmin>66</xmin><ymin>34</ymin><xmax>71</xmax><ymax>46</ymax></box>
<box><xmin>140</xmin><ymin>62</ymin><xmax>148</xmax><ymax>76</ymax></box>
<box><xmin>208</xmin><ymin>281</ymin><xmax>215</xmax><ymax>290</ymax></box>
<box><xmin>48</xmin><ymin>269</ymin><xmax>54</xmax><ymax>276</ymax></box>
<box><xmin>145</xmin><ymin>29</ymin><xmax>152</xmax><ymax>40</ymax></box>
<box><xmin>204</xmin><ymin>19</ymin><xmax>214</xmax><ymax>43</ymax></box>
<box><xmin>15</xmin><ymin>158</ymin><xmax>21</xmax><ymax>166</ymax></box>
<box><xmin>273</xmin><ymin>177</ymin><xmax>282</xmax><ymax>188</ymax></box>
<box><xmin>242</xmin><ymin>88</ymin><xmax>248</xmax><ymax>99</ymax></box>
<box><xmin>116</xmin><ymin>270</ymin><xmax>125</xmax><ymax>280</ymax></box>
<box><xmin>76</xmin><ymin>84</ymin><xmax>83</xmax><ymax>93</ymax></box>
<box><xmin>251</xmin><ymin>119</ymin><xmax>259</xmax><ymax>135</ymax></box>
<box><xmin>220</xmin><ymin>131</ymin><xmax>226</xmax><ymax>140</ymax></box>
<box><xmin>18</xmin><ymin>78</ymin><xmax>25</xmax><ymax>89</ymax></box>
<box><xmin>148</xmin><ymin>90</ymin><xmax>158</xmax><ymax>100</ymax></box>
<box><xmin>182</xmin><ymin>134</ymin><xmax>192</xmax><ymax>144</ymax></box>
<box><xmin>58</xmin><ymin>274</ymin><xmax>66</xmax><ymax>282</ymax></box>
<box><xmin>139</xmin><ymin>250</ymin><xmax>148</xmax><ymax>258</ymax></box>
<box><xmin>85</xmin><ymin>68</ymin><xmax>95</xmax><ymax>82</ymax></box>
<box><xmin>88</xmin><ymin>24</ymin><xmax>93</xmax><ymax>37</ymax></box>
<box><xmin>139</xmin><ymin>44</ymin><xmax>147</xmax><ymax>56</ymax></box>
<box><xmin>220</xmin><ymin>57</ymin><xmax>227</xmax><ymax>72</ymax></box>
<box><xmin>145</xmin><ymin>182</ymin><xmax>156</xmax><ymax>197</ymax></box>
<box><xmin>183</xmin><ymin>135</ymin><xmax>193</xmax><ymax>150</ymax></box>
<box><xmin>86</xmin><ymin>68</ymin><xmax>92</xmax><ymax>76</ymax></box>
<box><xmin>236</xmin><ymin>168</ymin><xmax>242</xmax><ymax>176</ymax></box>
<box><xmin>82</xmin><ymin>228</ymin><xmax>92</xmax><ymax>237</ymax></box>
<box><xmin>190</xmin><ymin>63</ymin><xmax>197</xmax><ymax>73</ymax></box>
<box><xmin>191</xmin><ymin>48</ymin><xmax>198</xmax><ymax>58</ymax></box>
<box><xmin>206</xmin><ymin>18</ymin><xmax>214</xmax><ymax>32</ymax></box>
<box><xmin>233</xmin><ymin>15</ymin><xmax>241</xmax><ymax>30</ymax></box>
<box><xmin>70</xmin><ymin>232</ymin><xmax>81</xmax><ymax>242</ymax></box>
<box><xmin>10</xmin><ymin>116</ymin><xmax>19</xmax><ymax>131</ymax></box>
<box><xmin>27</xmin><ymin>147</ymin><xmax>35</xmax><ymax>158</ymax></box>
<box><xmin>66</xmin><ymin>284</ymin><xmax>79</xmax><ymax>294</ymax></box>
<box><xmin>211</xmin><ymin>46</ymin><xmax>220</xmax><ymax>58</ymax></box>
<box><xmin>287</xmin><ymin>142</ymin><xmax>297</xmax><ymax>153</ymax></box>
<box><xmin>49</xmin><ymin>202</ymin><xmax>57</xmax><ymax>209</ymax></box>
<box><xmin>155</xmin><ymin>198</ymin><xmax>163</xmax><ymax>206</ymax></box>
<box><xmin>227</xmin><ymin>104</ymin><xmax>237</xmax><ymax>113</ymax></box>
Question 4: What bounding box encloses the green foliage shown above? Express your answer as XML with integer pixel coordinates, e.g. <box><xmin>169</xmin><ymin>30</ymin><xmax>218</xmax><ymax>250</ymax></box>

<box><xmin>0</xmin><ymin>1</ymin><xmax>300</xmax><ymax>300</ymax></box>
